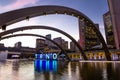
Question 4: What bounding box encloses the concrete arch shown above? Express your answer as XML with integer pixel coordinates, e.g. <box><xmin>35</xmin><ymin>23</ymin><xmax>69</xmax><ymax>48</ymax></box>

<box><xmin>0</xmin><ymin>33</ymin><xmax>70</xmax><ymax>60</ymax></box>
<box><xmin>0</xmin><ymin>25</ymin><xmax>87</xmax><ymax>60</ymax></box>
<box><xmin>0</xmin><ymin>5</ymin><xmax>92</xmax><ymax>27</ymax></box>
<box><xmin>0</xmin><ymin>5</ymin><xmax>111</xmax><ymax>60</ymax></box>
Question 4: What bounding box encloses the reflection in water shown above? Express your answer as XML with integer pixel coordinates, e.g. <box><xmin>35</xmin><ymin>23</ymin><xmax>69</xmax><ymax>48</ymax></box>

<box><xmin>79</xmin><ymin>62</ymin><xmax>103</xmax><ymax>80</ymax></box>
<box><xmin>12</xmin><ymin>60</ymin><xmax>20</xmax><ymax>80</ymax></box>
<box><xmin>34</xmin><ymin>60</ymin><xmax>58</xmax><ymax>80</ymax></box>
<box><xmin>1</xmin><ymin>60</ymin><xmax>120</xmax><ymax>80</ymax></box>
<box><xmin>106</xmin><ymin>63</ymin><xmax>120</xmax><ymax>80</ymax></box>
<box><xmin>12</xmin><ymin>60</ymin><xmax>19</xmax><ymax>71</ymax></box>
<box><xmin>34</xmin><ymin>60</ymin><xmax>57</xmax><ymax>73</ymax></box>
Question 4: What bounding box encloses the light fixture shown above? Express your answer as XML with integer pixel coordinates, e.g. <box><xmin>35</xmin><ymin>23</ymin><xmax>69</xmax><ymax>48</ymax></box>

<box><xmin>64</xmin><ymin>12</ymin><xmax>67</xmax><ymax>15</ymax></box>
<box><xmin>55</xmin><ymin>11</ymin><xmax>58</xmax><ymax>14</ymax></box>
<box><xmin>1</xmin><ymin>24</ymin><xmax>6</xmax><ymax>30</ymax></box>
<box><xmin>26</xmin><ymin>16</ymin><xmax>30</xmax><ymax>21</ymax></box>
<box><xmin>71</xmin><ymin>13</ymin><xmax>74</xmax><ymax>16</ymax></box>
<box><xmin>81</xmin><ymin>18</ymin><xmax>84</xmax><ymax>21</ymax></box>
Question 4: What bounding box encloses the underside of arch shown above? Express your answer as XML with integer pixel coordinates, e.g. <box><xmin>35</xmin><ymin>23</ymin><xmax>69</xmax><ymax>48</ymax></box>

<box><xmin>0</xmin><ymin>5</ymin><xmax>92</xmax><ymax>27</ymax></box>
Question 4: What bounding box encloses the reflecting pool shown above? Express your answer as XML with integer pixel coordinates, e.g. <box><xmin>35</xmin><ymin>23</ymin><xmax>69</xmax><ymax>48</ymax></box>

<box><xmin>0</xmin><ymin>60</ymin><xmax>120</xmax><ymax>80</ymax></box>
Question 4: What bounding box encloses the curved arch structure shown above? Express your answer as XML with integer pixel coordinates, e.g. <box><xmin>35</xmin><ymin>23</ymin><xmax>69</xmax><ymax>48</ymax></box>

<box><xmin>0</xmin><ymin>5</ymin><xmax>92</xmax><ymax>27</ymax></box>
<box><xmin>0</xmin><ymin>33</ymin><xmax>70</xmax><ymax>60</ymax></box>
<box><xmin>0</xmin><ymin>5</ymin><xmax>111</xmax><ymax>60</ymax></box>
<box><xmin>0</xmin><ymin>25</ymin><xmax>87</xmax><ymax>60</ymax></box>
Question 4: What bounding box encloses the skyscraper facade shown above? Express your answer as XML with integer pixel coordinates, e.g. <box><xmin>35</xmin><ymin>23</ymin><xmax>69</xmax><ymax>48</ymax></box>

<box><xmin>53</xmin><ymin>37</ymin><xmax>68</xmax><ymax>50</ymax></box>
<box><xmin>36</xmin><ymin>39</ymin><xmax>45</xmax><ymax>51</ymax></box>
<box><xmin>45</xmin><ymin>34</ymin><xmax>52</xmax><ymax>47</ymax></box>
<box><xmin>107</xmin><ymin>0</ymin><xmax>120</xmax><ymax>49</ymax></box>
<box><xmin>64</xmin><ymin>41</ymin><xmax>68</xmax><ymax>50</ymax></box>
<box><xmin>53</xmin><ymin>37</ymin><xmax>62</xmax><ymax>48</ymax></box>
<box><xmin>79</xmin><ymin>20</ymin><xmax>100</xmax><ymax>50</ymax></box>
<box><xmin>70</xmin><ymin>41</ymin><xmax>76</xmax><ymax>52</ymax></box>
<box><xmin>103</xmin><ymin>11</ymin><xmax>115</xmax><ymax>48</ymax></box>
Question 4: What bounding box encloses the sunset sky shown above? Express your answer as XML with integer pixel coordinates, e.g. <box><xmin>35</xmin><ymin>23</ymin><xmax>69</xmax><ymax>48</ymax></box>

<box><xmin>0</xmin><ymin>0</ymin><xmax>109</xmax><ymax>48</ymax></box>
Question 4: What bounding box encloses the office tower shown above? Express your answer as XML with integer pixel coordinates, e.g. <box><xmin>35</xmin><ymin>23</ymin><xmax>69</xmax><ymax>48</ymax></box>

<box><xmin>45</xmin><ymin>34</ymin><xmax>52</xmax><ymax>47</ymax></box>
<box><xmin>107</xmin><ymin>0</ymin><xmax>120</xmax><ymax>49</ymax></box>
<box><xmin>53</xmin><ymin>37</ymin><xmax>68</xmax><ymax>50</ymax></box>
<box><xmin>103</xmin><ymin>11</ymin><xmax>115</xmax><ymax>48</ymax></box>
<box><xmin>79</xmin><ymin>19</ymin><xmax>100</xmax><ymax>50</ymax></box>
<box><xmin>70</xmin><ymin>41</ymin><xmax>76</xmax><ymax>52</ymax></box>
<box><xmin>64</xmin><ymin>41</ymin><xmax>68</xmax><ymax>50</ymax></box>
<box><xmin>36</xmin><ymin>38</ymin><xmax>45</xmax><ymax>51</ymax></box>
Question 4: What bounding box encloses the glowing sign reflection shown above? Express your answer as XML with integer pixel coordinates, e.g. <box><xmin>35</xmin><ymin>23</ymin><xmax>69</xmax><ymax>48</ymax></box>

<box><xmin>34</xmin><ymin>60</ymin><xmax>57</xmax><ymax>72</ymax></box>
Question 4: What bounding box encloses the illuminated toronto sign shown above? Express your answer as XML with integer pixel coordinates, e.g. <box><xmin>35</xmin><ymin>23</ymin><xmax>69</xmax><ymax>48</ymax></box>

<box><xmin>35</xmin><ymin>53</ymin><xmax>58</xmax><ymax>60</ymax></box>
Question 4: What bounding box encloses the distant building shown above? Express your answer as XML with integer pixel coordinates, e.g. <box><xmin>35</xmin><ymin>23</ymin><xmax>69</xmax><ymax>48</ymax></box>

<box><xmin>64</xmin><ymin>41</ymin><xmax>68</xmax><ymax>50</ymax></box>
<box><xmin>0</xmin><ymin>42</ymin><xmax>36</xmax><ymax>58</ymax></box>
<box><xmin>70</xmin><ymin>40</ymin><xmax>79</xmax><ymax>52</ymax></box>
<box><xmin>53</xmin><ymin>37</ymin><xmax>68</xmax><ymax>50</ymax></box>
<box><xmin>107</xmin><ymin>0</ymin><xmax>120</xmax><ymax>49</ymax></box>
<box><xmin>14</xmin><ymin>42</ymin><xmax>22</xmax><ymax>48</ymax></box>
<box><xmin>70</xmin><ymin>41</ymin><xmax>76</xmax><ymax>52</ymax></box>
<box><xmin>36</xmin><ymin>39</ymin><xmax>45</xmax><ymax>51</ymax></box>
<box><xmin>79</xmin><ymin>20</ymin><xmax>100</xmax><ymax>50</ymax></box>
<box><xmin>53</xmin><ymin>37</ymin><xmax>62</xmax><ymax>49</ymax></box>
<box><xmin>0</xmin><ymin>43</ymin><xmax>4</xmax><ymax>48</ymax></box>
<box><xmin>103</xmin><ymin>11</ymin><xmax>115</xmax><ymax>48</ymax></box>
<box><xmin>45</xmin><ymin>34</ymin><xmax>52</xmax><ymax>47</ymax></box>
<box><xmin>61</xmin><ymin>39</ymin><xmax>68</xmax><ymax>50</ymax></box>
<box><xmin>21</xmin><ymin>47</ymin><xmax>36</xmax><ymax>57</ymax></box>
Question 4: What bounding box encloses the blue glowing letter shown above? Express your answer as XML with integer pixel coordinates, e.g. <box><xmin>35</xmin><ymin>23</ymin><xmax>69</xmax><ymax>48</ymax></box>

<box><xmin>53</xmin><ymin>53</ymin><xmax>57</xmax><ymax>59</ymax></box>
<box><xmin>46</xmin><ymin>54</ymin><xmax>50</xmax><ymax>59</ymax></box>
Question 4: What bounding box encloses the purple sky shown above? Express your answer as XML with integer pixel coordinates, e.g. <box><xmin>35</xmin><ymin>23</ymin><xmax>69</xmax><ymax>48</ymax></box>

<box><xmin>0</xmin><ymin>0</ymin><xmax>109</xmax><ymax>48</ymax></box>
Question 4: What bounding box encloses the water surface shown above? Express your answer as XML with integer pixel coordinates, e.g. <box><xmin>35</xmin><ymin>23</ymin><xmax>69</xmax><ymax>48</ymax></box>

<box><xmin>0</xmin><ymin>60</ymin><xmax>120</xmax><ymax>80</ymax></box>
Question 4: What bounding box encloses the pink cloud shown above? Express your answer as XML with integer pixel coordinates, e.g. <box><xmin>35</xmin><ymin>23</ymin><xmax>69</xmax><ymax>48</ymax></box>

<box><xmin>0</xmin><ymin>0</ymin><xmax>39</xmax><ymax>13</ymax></box>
